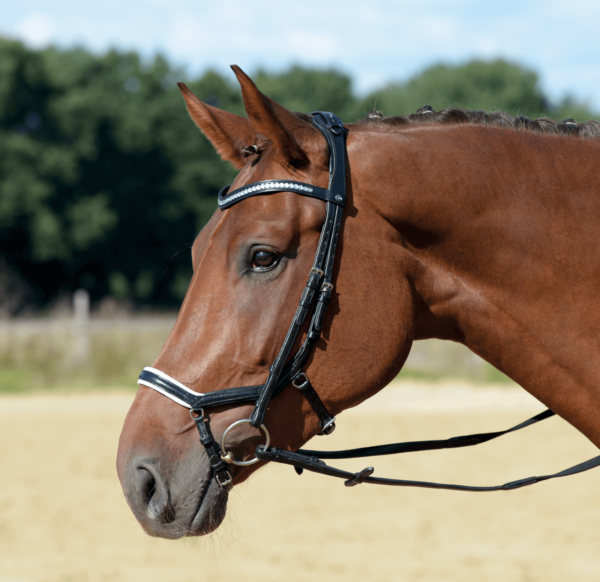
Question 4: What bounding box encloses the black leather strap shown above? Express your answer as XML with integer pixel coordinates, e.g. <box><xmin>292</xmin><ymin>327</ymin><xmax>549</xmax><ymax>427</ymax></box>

<box><xmin>292</xmin><ymin>373</ymin><xmax>336</xmax><ymax>435</ymax></box>
<box><xmin>138</xmin><ymin>364</ymin><xmax>321</xmax><ymax>410</ymax></box>
<box><xmin>191</xmin><ymin>410</ymin><xmax>233</xmax><ymax>490</ymax></box>
<box><xmin>256</xmin><ymin>444</ymin><xmax>600</xmax><ymax>492</ymax></box>
<box><xmin>300</xmin><ymin>409</ymin><xmax>556</xmax><ymax>459</ymax></box>
<box><xmin>247</xmin><ymin>241</ymin><xmax>329</xmax><ymax>428</ymax></box>
<box><xmin>139</xmin><ymin>369</ymin><xmax>262</xmax><ymax>410</ymax></box>
<box><xmin>256</xmin><ymin>408</ymin><xmax>600</xmax><ymax>491</ymax></box>
<box><xmin>248</xmin><ymin>112</ymin><xmax>348</xmax><ymax>429</ymax></box>
<box><xmin>311</xmin><ymin>111</ymin><xmax>347</xmax><ymax>201</ymax></box>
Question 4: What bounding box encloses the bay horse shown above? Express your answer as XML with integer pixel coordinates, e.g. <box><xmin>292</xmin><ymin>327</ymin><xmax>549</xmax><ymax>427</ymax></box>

<box><xmin>117</xmin><ymin>65</ymin><xmax>600</xmax><ymax>539</ymax></box>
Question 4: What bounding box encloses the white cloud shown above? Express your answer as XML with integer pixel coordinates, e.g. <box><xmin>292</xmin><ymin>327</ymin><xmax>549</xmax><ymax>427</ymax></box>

<box><xmin>14</xmin><ymin>12</ymin><xmax>55</xmax><ymax>48</ymax></box>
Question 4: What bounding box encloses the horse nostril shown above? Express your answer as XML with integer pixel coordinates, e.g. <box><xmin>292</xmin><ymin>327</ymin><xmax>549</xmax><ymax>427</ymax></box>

<box><xmin>136</xmin><ymin>463</ymin><xmax>176</xmax><ymax>524</ymax></box>
<box><xmin>140</xmin><ymin>468</ymin><xmax>157</xmax><ymax>505</ymax></box>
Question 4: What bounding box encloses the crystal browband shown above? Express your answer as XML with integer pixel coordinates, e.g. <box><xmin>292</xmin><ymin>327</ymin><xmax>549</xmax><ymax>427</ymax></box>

<box><xmin>218</xmin><ymin>179</ymin><xmax>346</xmax><ymax>210</ymax></box>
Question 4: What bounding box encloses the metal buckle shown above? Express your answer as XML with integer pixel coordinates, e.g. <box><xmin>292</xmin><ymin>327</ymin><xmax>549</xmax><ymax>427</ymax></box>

<box><xmin>216</xmin><ymin>470</ymin><xmax>233</xmax><ymax>488</ymax></box>
<box><xmin>319</xmin><ymin>417</ymin><xmax>337</xmax><ymax>435</ymax></box>
<box><xmin>220</xmin><ymin>419</ymin><xmax>270</xmax><ymax>466</ymax></box>
<box><xmin>292</xmin><ymin>372</ymin><xmax>310</xmax><ymax>390</ymax></box>
<box><xmin>310</xmin><ymin>267</ymin><xmax>324</xmax><ymax>278</ymax></box>
<box><xmin>320</xmin><ymin>282</ymin><xmax>334</xmax><ymax>293</ymax></box>
<box><xmin>189</xmin><ymin>408</ymin><xmax>204</xmax><ymax>421</ymax></box>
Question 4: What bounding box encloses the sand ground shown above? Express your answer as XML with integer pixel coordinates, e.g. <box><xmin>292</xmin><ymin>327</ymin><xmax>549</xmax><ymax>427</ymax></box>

<box><xmin>1</xmin><ymin>381</ymin><xmax>599</xmax><ymax>582</ymax></box>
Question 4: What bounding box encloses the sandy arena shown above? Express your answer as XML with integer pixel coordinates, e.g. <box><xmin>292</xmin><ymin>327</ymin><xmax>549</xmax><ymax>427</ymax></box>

<box><xmin>1</xmin><ymin>381</ymin><xmax>600</xmax><ymax>581</ymax></box>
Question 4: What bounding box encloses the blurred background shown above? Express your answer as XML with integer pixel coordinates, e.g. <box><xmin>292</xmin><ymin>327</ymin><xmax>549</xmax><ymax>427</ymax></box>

<box><xmin>1</xmin><ymin>2</ymin><xmax>600</xmax><ymax>581</ymax></box>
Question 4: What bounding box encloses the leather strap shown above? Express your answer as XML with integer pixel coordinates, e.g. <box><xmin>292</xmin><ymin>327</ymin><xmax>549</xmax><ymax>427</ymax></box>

<box><xmin>139</xmin><ymin>368</ymin><xmax>263</xmax><ymax>410</ymax></box>
<box><xmin>248</xmin><ymin>112</ymin><xmax>347</xmax><ymax>428</ymax></box>
<box><xmin>255</xmin><ymin>444</ymin><xmax>600</xmax><ymax>492</ymax></box>
<box><xmin>138</xmin><ymin>361</ymin><xmax>323</xmax><ymax>411</ymax></box>
<box><xmin>310</xmin><ymin>111</ymin><xmax>347</xmax><ymax>200</ymax></box>
<box><xmin>300</xmin><ymin>409</ymin><xmax>556</xmax><ymax>459</ymax></box>
<box><xmin>191</xmin><ymin>410</ymin><xmax>233</xmax><ymax>490</ymax></box>
<box><xmin>255</xmin><ymin>409</ymin><xmax>600</xmax><ymax>491</ymax></box>
<box><xmin>292</xmin><ymin>373</ymin><xmax>336</xmax><ymax>435</ymax></box>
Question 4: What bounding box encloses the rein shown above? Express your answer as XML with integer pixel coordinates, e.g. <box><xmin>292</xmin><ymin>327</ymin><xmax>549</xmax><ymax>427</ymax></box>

<box><xmin>138</xmin><ymin>111</ymin><xmax>600</xmax><ymax>493</ymax></box>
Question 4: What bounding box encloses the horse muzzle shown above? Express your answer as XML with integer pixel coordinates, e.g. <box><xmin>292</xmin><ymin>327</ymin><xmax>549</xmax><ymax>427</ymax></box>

<box><xmin>118</xmin><ymin>447</ymin><xmax>229</xmax><ymax>538</ymax></box>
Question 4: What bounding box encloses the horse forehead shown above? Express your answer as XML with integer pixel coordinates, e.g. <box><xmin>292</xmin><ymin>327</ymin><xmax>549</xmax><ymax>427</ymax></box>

<box><xmin>192</xmin><ymin>151</ymin><xmax>328</xmax><ymax>257</ymax></box>
<box><xmin>222</xmin><ymin>192</ymin><xmax>325</xmax><ymax>240</ymax></box>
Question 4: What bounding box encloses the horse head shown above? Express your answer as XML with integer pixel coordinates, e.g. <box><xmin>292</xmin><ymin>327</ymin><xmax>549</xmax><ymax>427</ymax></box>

<box><xmin>117</xmin><ymin>67</ymin><xmax>418</xmax><ymax>538</ymax></box>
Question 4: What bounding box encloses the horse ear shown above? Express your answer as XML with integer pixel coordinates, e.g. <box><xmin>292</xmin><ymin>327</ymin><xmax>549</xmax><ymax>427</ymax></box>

<box><xmin>177</xmin><ymin>82</ymin><xmax>256</xmax><ymax>170</ymax></box>
<box><xmin>230</xmin><ymin>65</ymin><xmax>318</xmax><ymax>167</ymax></box>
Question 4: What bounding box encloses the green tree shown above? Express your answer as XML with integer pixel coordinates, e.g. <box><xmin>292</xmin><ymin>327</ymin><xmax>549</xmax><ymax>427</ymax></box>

<box><xmin>358</xmin><ymin>60</ymin><xmax>597</xmax><ymax>122</ymax></box>
<box><xmin>0</xmin><ymin>40</ymin><xmax>237</xmax><ymax>311</ymax></box>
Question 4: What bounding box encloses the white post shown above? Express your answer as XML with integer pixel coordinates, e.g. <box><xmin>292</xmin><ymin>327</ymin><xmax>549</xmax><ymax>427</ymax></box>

<box><xmin>73</xmin><ymin>289</ymin><xmax>90</xmax><ymax>361</ymax></box>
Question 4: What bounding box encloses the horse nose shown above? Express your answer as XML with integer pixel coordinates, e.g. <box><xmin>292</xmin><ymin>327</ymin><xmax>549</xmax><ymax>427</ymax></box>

<box><xmin>131</xmin><ymin>459</ymin><xmax>176</xmax><ymax>525</ymax></box>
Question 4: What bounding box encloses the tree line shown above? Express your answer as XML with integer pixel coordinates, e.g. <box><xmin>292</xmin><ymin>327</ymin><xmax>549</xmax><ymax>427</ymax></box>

<box><xmin>0</xmin><ymin>39</ymin><xmax>596</xmax><ymax>314</ymax></box>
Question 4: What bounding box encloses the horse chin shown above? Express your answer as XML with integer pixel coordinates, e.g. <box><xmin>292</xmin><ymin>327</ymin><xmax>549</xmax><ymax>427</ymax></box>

<box><xmin>186</xmin><ymin>478</ymin><xmax>229</xmax><ymax>536</ymax></box>
<box><xmin>135</xmin><ymin>477</ymin><xmax>228</xmax><ymax>539</ymax></box>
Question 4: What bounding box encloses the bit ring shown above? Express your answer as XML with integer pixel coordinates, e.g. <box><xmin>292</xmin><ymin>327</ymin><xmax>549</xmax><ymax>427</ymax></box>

<box><xmin>220</xmin><ymin>419</ymin><xmax>270</xmax><ymax>466</ymax></box>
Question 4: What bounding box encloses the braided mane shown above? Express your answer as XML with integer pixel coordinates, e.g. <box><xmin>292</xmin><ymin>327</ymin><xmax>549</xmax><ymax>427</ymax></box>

<box><xmin>350</xmin><ymin>106</ymin><xmax>600</xmax><ymax>138</ymax></box>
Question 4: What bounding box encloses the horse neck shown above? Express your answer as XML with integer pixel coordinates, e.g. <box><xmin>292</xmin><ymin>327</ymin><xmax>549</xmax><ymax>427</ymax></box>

<box><xmin>347</xmin><ymin>124</ymin><xmax>600</xmax><ymax>446</ymax></box>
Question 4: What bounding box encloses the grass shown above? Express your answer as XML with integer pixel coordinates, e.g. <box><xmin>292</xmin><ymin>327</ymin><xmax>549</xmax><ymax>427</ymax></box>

<box><xmin>0</xmin><ymin>317</ymin><xmax>514</xmax><ymax>394</ymax></box>
<box><xmin>397</xmin><ymin>339</ymin><xmax>514</xmax><ymax>385</ymax></box>
<box><xmin>396</xmin><ymin>362</ymin><xmax>514</xmax><ymax>384</ymax></box>
<box><xmin>0</xmin><ymin>369</ymin><xmax>32</xmax><ymax>393</ymax></box>
<box><xmin>0</xmin><ymin>317</ymin><xmax>173</xmax><ymax>393</ymax></box>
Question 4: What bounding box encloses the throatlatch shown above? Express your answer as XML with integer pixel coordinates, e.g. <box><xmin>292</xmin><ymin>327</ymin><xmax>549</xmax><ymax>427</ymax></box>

<box><xmin>138</xmin><ymin>110</ymin><xmax>600</xmax><ymax>494</ymax></box>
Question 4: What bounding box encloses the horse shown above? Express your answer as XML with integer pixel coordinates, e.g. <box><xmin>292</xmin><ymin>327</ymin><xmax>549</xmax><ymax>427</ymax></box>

<box><xmin>117</xmin><ymin>65</ymin><xmax>600</xmax><ymax>539</ymax></box>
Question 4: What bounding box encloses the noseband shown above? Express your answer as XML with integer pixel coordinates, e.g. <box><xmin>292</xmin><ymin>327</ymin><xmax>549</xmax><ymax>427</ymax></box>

<box><xmin>138</xmin><ymin>112</ymin><xmax>600</xmax><ymax>494</ymax></box>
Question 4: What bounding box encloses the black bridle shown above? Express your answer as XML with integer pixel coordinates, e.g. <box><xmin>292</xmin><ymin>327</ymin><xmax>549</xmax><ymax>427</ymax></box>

<box><xmin>138</xmin><ymin>111</ymin><xmax>600</xmax><ymax>494</ymax></box>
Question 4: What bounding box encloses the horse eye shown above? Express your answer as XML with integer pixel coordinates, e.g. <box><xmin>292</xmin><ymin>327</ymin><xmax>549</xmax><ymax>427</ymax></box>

<box><xmin>251</xmin><ymin>250</ymin><xmax>279</xmax><ymax>270</ymax></box>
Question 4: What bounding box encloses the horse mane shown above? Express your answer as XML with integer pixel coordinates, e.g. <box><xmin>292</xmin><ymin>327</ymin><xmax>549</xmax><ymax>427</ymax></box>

<box><xmin>293</xmin><ymin>108</ymin><xmax>600</xmax><ymax>139</ymax></box>
<box><xmin>352</xmin><ymin>106</ymin><xmax>600</xmax><ymax>138</ymax></box>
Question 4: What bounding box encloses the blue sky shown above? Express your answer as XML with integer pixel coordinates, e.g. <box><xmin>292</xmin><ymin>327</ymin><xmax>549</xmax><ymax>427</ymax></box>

<box><xmin>3</xmin><ymin>1</ymin><xmax>600</xmax><ymax>110</ymax></box>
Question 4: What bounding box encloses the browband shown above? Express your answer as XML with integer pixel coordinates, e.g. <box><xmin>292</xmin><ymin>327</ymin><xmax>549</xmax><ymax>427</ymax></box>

<box><xmin>218</xmin><ymin>179</ymin><xmax>346</xmax><ymax>209</ymax></box>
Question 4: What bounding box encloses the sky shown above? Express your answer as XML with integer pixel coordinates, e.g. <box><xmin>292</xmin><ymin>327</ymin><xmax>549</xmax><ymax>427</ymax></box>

<box><xmin>3</xmin><ymin>0</ymin><xmax>600</xmax><ymax>110</ymax></box>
